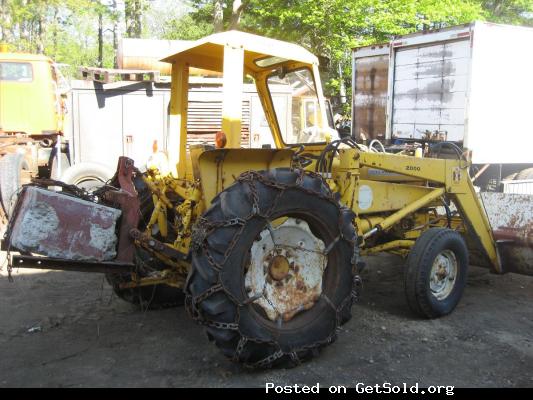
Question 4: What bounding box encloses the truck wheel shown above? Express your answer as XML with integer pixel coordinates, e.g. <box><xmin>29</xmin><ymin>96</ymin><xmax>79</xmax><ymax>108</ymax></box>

<box><xmin>105</xmin><ymin>175</ymin><xmax>185</xmax><ymax>309</ymax></box>
<box><xmin>186</xmin><ymin>168</ymin><xmax>359</xmax><ymax>368</ymax></box>
<box><xmin>60</xmin><ymin>162</ymin><xmax>113</xmax><ymax>191</ymax></box>
<box><xmin>0</xmin><ymin>153</ymin><xmax>28</xmax><ymax>218</ymax></box>
<box><xmin>404</xmin><ymin>228</ymin><xmax>468</xmax><ymax>318</ymax></box>
<box><xmin>502</xmin><ymin>172</ymin><xmax>518</xmax><ymax>181</ymax></box>
<box><xmin>515</xmin><ymin>168</ymin><xmax>533</xmax><ymax>180</ymax></box>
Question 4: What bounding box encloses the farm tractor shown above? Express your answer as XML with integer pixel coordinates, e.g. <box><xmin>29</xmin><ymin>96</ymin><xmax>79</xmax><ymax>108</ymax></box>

<box><xmin>2</xmin><ymin>31</ymin><xmax>532</xmax><ymax>368</ymax></box>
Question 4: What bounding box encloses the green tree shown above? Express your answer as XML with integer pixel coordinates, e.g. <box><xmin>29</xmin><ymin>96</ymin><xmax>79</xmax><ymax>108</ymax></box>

<box><xmin>189</xmin><ymin>0</ymin><xmax>249</xmax><ymax>32</ymax></box>
<box><xmin>125</xmin><ymin>0</ymin><xmax>147</xmax><ymax>38</ymax></box>
<box><xmin>160</xmin><ymin>14</ymin><xmax>213</xmax><ymax>40</ymax></box>
<box><xmin>482</xmin><ymin>0</ymin><xmax>533</xmax><ymax>25</ymax></box>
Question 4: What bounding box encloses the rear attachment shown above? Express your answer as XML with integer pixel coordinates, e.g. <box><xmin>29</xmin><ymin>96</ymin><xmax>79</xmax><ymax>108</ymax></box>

<box><xmin>1</xmin><ymin>157</ymin><xmax>140</xmax><ymax>275</ymax></box>
<box><xmin>481</xmin><ymin>192</ymin><xmax>533</xmax><ymax>276</ymax></box>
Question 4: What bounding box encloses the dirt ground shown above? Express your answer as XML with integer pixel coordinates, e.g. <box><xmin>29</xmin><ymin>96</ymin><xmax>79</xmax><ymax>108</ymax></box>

<box><xmin>0</xmin><ymin>252</ymin><xmax>532</xmax><ymax>388</ymax></box>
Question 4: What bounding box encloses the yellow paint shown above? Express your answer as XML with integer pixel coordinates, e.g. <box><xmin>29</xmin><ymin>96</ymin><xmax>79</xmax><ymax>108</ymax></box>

<box><xmin>133</xmin><ymin>30</ymin><xmax>504</xmax><ymax>290</ymax></box>
<box><xmin>169</xmin><ymin>60</ymin><xmax>189</xmax><ymax>178</ymax></box>
<box><xmin>198</xmin><ymin>148</ymin><xmax>293</xmax><ymax>207</ymax></box>
<box><xmin>0</xmin><ymin>52</ymin><xmax>63</xmax><ymax>135</ymax></box>
<box><xmin>361</xmin><ymin>240</ymin><xmax>414</xmax><ymax>255</ymax></box>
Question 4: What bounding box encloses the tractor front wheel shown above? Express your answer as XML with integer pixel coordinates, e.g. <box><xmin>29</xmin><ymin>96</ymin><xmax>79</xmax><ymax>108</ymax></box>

<box><xmin>186</xmin><ymin>168</ymin><xmax>360</xmax><ymax>368</ymax></box>
<box><xmin>404</xmin><ymin>228</ymin><xmax>468</xmax><ymax>318</ymax></box>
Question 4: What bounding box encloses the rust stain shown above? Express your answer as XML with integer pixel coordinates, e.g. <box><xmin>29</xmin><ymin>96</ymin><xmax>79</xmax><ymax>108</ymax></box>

<box><xmin>9</xmin><ymin>186</ymin><xmax>121</xmax><ymax>261</ymax></box>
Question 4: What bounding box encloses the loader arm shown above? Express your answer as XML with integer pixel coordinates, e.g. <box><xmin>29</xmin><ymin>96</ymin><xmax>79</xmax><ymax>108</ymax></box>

<box><xmin>353</xmin><ymin>151</ymin><xmax>501</xmax><ymax>272</ymax></box>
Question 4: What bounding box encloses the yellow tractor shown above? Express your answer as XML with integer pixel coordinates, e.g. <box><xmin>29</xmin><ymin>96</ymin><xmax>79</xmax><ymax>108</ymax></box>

<box><xmin>3</xmin><ymin>31</ymin><xmax>532</xmax><ymax>368</ymax></box>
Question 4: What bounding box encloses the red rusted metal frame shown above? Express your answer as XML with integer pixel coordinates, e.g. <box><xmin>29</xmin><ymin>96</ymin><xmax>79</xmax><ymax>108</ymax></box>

<box><xmin>104</xmin><ymin>157</ymin><xmax>141</xmax><ymax>263</ymax></box>
<box><xmin>493</xmin><ymin>228</ymin><xmax>533</xmax><ymax>246</ymax></box>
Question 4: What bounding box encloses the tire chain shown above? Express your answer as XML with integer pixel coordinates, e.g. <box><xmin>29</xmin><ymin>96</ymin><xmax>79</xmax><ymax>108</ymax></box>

<box><xmin>186</xmin><ymin>168</ymin><xmax>362</xmax><ymax>368</ymax></box>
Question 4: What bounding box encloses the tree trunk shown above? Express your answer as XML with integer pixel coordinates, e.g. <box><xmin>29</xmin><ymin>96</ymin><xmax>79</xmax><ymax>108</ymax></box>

<box><xmin>36</xmin><ymin>13</ymin><xmax>45</xmax><ymax>54</ymax></box>
<box><xmin>125</xmin><ymin>0</ymin><xmax>143</xmax><ymax>38</ymax></box>
<box><xmin>98</xmin><ymin>11</ymin><xmax>103</xmax><ymax>67</ymax></box>
<box><xmin>52</xmin><ymin>7</ymin><xmax>59</xmax><ymax>58</ymax></box>
<box><xmin>112</xmin><ymin>0</ymin><xmax>118</xmax><ymax>68</ymax></box>
<box><xmin>213</xmin><ymin>0</ymin><xmax>223</xmax><ymax>32</ymax></box>
<box><xmin>0</xmin><ymin>0</ymin><xmax>9</xmax><ymax>42</ymax></box>
<box><xmin>19</xmin><ymin>0</ymin><xmax>31</xmax><ymax>51</ymax></box>
<box><xmin>228</xmin><ymin>0</ymin><xmax>246</xmax><ymax>30</ymax></box>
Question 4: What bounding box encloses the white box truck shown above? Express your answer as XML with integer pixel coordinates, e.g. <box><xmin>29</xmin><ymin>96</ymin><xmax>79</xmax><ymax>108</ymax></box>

<box><xmin>351</xmin><ymin>21</ymin><xmax>533</xmax><ymax>191</ymax></box>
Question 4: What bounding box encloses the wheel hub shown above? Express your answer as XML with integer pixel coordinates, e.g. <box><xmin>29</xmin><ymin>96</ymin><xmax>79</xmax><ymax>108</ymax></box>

<box><xmin>244</xmin><ymin>218</ymin><xmax>327</xmax><ymax>323</ymax></box>
<box><xmin>268</xmin><ymin>255</ymin><xmax>290</xmax><ymax>281</ymax></box>
<box><xmin>430</xmin><ymin>250</ymin><xmax>457</xmax><ymax>300</ymax></box>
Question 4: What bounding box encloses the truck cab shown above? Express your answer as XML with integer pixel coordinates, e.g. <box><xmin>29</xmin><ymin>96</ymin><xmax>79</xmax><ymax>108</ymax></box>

<box><xmin>0</xmin><ymin>47</ymin><xmax>67</xmax><ymax>218</ymax></box>
<box><xmin>0</xmin><ymin>49</ymin><xmax>65</xmax><ymax>136</ymax></box>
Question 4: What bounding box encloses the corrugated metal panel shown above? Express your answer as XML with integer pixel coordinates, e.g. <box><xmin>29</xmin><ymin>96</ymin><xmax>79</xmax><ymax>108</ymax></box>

<box><xmin>501</xmin><ymin>179</ymin><xmax>533</xmax><ymax>195</ymax></box>
<box><xmin>391</xmin><ymin>39</ymin><xmax>470</xmax><ymax>141</ymax></box>
<box><xmin>352</xmin><ymin>55</ymin><xmax>389</xmax><ymax>140</ymax></box>
<box><xmin>186</xmin><ymin>99</ymin><xmax>251</xmax><ymax>148</ymax></box>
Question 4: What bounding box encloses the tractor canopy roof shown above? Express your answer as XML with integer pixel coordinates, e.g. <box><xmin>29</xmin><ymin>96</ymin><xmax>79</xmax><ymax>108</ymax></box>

<box><xmin>160</xmin><ymin>30</ymin><xmax>318</xmax><ymax>74</ymax></box>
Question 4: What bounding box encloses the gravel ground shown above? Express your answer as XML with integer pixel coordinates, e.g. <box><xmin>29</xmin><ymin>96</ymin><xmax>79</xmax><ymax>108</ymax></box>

<box><xmin>0</xmin><ymin>252</ymin><xmax>532</xmax><ymax>388</ymax></box>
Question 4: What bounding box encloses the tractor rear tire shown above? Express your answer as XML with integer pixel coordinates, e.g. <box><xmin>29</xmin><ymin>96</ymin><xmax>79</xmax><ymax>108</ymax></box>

<box><xmin>186</xmin><ymin>168</ymin><xmax>359</xmax><ymax>368</ymax></box>
<box><xmin>105</xmin><ymin>249</ymin><xmax>185</xmax><ymax>309</ymax></box>
<box><xmin>404</xmin><ymin>228</ymin><xmax>468</xmax><ymax>318</ymax></box>
<box><xmin>515</xmin><ymin>168</ymin><xmax>533</xmax><ymax>180</ymax></box>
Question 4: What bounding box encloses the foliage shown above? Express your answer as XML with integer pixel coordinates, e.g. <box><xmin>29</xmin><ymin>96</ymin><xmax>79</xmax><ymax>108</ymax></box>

<box><xmin>160</xmin><ymin>14</ymin><xmax>213</xmax><ymax>40</ymax></box>
<box><xmin>0</xmin><ymin>0</ymin><xmax>531</xmax><ymax>92</ymax></box>
<box><xmin>481</xmin><ymin>0</ymin><xmax>533</xmax><ymax>25</ymax></box>
<box><xmin>0</xmin><ymin>0</ymin><xmax>119</xmax><ymax>77</ymax></box>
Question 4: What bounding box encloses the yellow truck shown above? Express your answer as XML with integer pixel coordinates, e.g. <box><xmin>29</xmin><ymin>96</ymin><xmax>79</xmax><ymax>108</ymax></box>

<box><xmin>0</xmin><ymin>45</ymin><xmax>66</xmax><ymax>219</ymax></box>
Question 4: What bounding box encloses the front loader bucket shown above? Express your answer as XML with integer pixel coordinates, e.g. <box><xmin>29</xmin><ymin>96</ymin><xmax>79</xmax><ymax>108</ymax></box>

<box><xmin>481</xmin><ymin>192</ymin><xmax>533</xmax><ymax>276</ymax></box>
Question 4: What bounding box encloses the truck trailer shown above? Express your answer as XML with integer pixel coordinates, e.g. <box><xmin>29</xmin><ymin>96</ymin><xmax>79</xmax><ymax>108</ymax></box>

<box><xmin>351</xmin><ymin>21</ymin><xmax>533</xmax><ymax>191</ymax></box>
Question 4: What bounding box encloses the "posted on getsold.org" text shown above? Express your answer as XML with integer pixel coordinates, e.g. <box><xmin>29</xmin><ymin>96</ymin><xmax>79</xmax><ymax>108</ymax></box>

<box><xmin>265</xmin><ymin>382</ymin><xmax>455</xmax><ymax>395</ymax></box>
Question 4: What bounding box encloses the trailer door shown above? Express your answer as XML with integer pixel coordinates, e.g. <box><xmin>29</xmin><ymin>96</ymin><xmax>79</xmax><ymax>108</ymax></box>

<box><xmin>352</xmin><ymin>46</ymin><xmax>389</xmax><ymax>141</ymax></box>
<box><xmin>391</xmin><ymin>39</ymin><xmax>470</xmax><ymax>142</ymax></box>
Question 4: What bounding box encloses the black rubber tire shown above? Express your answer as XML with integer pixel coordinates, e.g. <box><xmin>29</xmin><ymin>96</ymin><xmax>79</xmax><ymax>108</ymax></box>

<box><xmin>502</xmin><ymin>173</ymin><xmax>518</xmax><ymax>181</ymax></box>
<box><xmin>60</xmin><ymin>162</ymin><xmax>114</xmax><ymax>191</ymax></box>
<box><xmin>105</xmin><ymin>249</ymin><xmax>186</xmax><ymax>309</ymax></box>
<box><xmin>105</xmin><ymin>174</ymin><xmax>185</xmax><ymax>309</ymax></box>
<box><xmin>186</xmin><ymin>168</ymin><xmax>359</xmax><ymax>368</ymax></box>
<box><xmin>515</xmin><ymin>168</ymin><xmax>533</xmax><ymax>180</ymax></box>
<box><xmin>0</xmin><ymin>153</ymin><xmax>27</xmax><ymax>218</ymax></box>
<box><xmin>404</xmin><ymin>228</ymin><xmax>468</xmax><ymax>319</ymax></box>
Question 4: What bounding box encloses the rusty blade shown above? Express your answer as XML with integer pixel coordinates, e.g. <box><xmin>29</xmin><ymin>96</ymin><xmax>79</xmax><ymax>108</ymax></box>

<box><xmin>7</xmin><ymin>186</ymin><xmax>121</xmax><ymax>261</ymax></box>
<box><xmin>481</xmin><ymin>192</ymin><xmax>533</xmax><ymax>276</ymax></box>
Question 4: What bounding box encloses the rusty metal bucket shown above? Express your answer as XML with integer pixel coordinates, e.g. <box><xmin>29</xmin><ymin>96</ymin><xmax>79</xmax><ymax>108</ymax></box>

<box><xmin>1</xmin><ymin>184</ymin><xmax>135</xmax><ymax>274</ymax></box>
<box><xmin>481</xmin><ymin>192</ymin><xmax>533</xmax><ymax>276</ymax></box>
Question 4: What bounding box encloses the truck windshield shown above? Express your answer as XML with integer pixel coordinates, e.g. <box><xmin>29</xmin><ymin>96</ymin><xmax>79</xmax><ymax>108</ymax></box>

<box><xmin>267</xmin><ymin>68</ymin><xmax>326</xmax><ymax>144</ymax></box>
<box><xmin>0</xmin><ymin>62</ymin><xmax>33</xmax><ymax>82</ymax></box>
